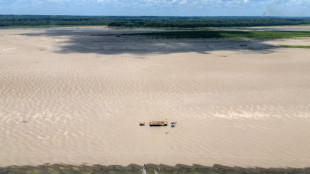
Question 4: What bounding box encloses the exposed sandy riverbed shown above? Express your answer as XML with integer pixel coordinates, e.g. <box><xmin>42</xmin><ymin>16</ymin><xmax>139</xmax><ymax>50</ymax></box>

<box><xmin>0</xmin><ymin>29</ymin><xmax>310</xmax><ymax>168</ymax></box>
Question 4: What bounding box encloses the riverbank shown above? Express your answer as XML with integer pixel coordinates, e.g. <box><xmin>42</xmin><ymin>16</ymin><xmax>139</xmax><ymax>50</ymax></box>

<box><xmin>1</xmin><ymin>164</ymin><xmax>310</xmax><ymax>174</ymax></box>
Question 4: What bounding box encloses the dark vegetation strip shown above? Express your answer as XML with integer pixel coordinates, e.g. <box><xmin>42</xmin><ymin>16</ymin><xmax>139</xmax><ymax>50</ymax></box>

<box><xmin>2</xmin><ymin>15</ymin><xmax>310</xmax><ymax>28</ymax></box>
<box><xmin>1</xmin><ymin>164</ymin><xmax>310</xmax><ymax>174</ymax></box>
<box><xmin>279</xmin><ymin>45</ymin><xmax>310</xmax><ymax>48</ymax></box>
<box><xmin>125</xmin><ymin>31</ymin><xmax>310</xmax><ymax>39</ymax></box>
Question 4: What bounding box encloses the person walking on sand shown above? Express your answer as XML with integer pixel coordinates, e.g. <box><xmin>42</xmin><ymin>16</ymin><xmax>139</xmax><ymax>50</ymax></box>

<box><xmin>141</xmin><ymin>164</ymin><xmax>146</xmax><ymax>174</ymax></box>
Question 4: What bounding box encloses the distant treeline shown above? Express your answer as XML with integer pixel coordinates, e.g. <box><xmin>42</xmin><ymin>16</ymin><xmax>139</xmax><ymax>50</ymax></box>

<box><xmin>0</xmin><ymin>15</ymin><xmax>112</xmax><ymax>27</ymax></box>
<box><xmin>108</xmin><ymin>16</ymin><xmax>310</xmax><ymax>28</ymax></box>
<box><xmin>1</xmin><ymin>15</ymin><xmax>310</xmax><ymax>28</ymax></box>
<box><xmin>126</xmin><ymin>30</ymin><xmax>310</xmax><ymax>39</ymax></box>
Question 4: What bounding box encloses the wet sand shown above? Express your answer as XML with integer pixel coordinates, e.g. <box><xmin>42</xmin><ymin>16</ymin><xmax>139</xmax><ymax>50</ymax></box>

<box><xmin>0</xmin><ymin>29</ymin><xmax>310</xmax><ymax>168</ymax></box>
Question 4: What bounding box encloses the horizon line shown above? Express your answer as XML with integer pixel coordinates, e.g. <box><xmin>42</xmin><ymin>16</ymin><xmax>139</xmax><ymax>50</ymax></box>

<box><xmin>1</xmin><ymin>14</ymin><xmax>310</xmax><ymax>18</ymax></box>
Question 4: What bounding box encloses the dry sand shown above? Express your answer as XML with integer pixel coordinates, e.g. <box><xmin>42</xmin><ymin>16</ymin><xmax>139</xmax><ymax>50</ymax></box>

<box><xmin>1</xmin><ymin>29</ymin><xmax>310</xmax><ymax>168</ymax></box>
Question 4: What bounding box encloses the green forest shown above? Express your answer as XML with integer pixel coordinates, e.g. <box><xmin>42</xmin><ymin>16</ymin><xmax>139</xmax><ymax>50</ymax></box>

<box><xmin>1</xmin><ymin>15</ymin><xmax>310</xmax><ymax>28</ymax></box>
<box><xmin>125</xmin><ymin>30</ymin><xmax>310</xmax><ymax>39</ymax></box>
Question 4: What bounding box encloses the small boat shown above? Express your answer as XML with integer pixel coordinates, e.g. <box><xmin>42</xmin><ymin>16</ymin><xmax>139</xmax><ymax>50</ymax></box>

<box><xmin>171</xmin><ymin>122</ymin><xmax>177</xmax><ymax>127</ymax></box>
<box><xmin>149</xmin><ymin>121</ymin><xmax>168</xmax><ymax>126</ymax></box>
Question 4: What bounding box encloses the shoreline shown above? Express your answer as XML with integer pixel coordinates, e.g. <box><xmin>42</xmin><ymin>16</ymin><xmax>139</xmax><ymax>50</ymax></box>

<box><xmin>1</xmin><ymin>164</ymin><xmax>310</xmax><ymax>174</ymax></box>
<box><xmin>1</xmin><ymin>25</ymin><xmax>310</xmax><ymax>31</ymax></box>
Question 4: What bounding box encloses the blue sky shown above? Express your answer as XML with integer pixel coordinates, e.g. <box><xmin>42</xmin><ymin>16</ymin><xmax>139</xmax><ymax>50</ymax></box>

<box><xmin>0</xmin><ymin>0</ymin><xmax>310</xmax><ymax>16</ymax></box>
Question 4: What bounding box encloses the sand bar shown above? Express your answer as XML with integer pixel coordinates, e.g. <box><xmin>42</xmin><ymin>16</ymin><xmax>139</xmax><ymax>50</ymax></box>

<box><xmin>0</xmin><ymin>29</ymin><xmax>310</xmax><ymax>168</ymax></box>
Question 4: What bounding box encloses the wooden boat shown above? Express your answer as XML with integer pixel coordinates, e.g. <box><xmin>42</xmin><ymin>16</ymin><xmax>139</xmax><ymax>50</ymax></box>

<box><xmin>149</xmin><ymin>121</ymin><xmax>168</xmax><ymax>126</ymax></box>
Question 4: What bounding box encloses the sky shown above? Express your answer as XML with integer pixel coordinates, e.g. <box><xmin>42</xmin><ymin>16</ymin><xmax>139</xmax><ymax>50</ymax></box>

<box><xmin>0</xmin><ymin>0</ymin><xmax>310</xmax><ymax>16</ymax></box>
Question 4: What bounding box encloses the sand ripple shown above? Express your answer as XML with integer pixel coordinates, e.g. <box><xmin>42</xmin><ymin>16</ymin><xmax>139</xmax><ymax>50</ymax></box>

<box><xmin>1</xmin><ymin>29</ymin><xmax>310</xmax><ymax>167</ymax></box>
